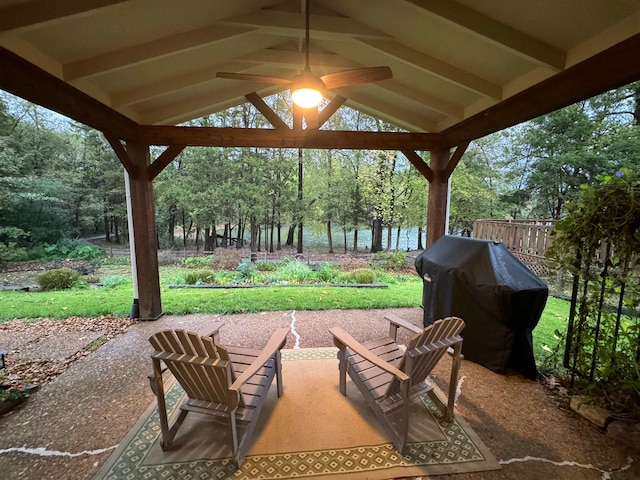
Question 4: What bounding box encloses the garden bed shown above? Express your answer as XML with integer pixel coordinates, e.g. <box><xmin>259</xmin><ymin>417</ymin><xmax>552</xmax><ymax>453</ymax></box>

<box><xmin>169</xmin><ymin>283</ymin><xmax>388</xmax><ymax>289</ymax></box>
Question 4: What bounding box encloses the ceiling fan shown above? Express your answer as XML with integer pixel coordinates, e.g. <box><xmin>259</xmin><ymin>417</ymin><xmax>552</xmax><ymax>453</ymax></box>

<box><xmin>216</xmin><ymin>0</ymin><xmax>392</xmax><ymax>109</ymax></box>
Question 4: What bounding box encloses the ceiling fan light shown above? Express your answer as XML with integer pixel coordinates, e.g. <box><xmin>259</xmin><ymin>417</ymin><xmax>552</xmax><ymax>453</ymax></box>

<box><xmin>290</xmin><ymin>73</ymin><xmax>325</xmax><ymax>108</ymax></box>
<box><xmin>291</xmin><ymin>87</ymin><xmax>323</xmax><ymax>108</ymax></box>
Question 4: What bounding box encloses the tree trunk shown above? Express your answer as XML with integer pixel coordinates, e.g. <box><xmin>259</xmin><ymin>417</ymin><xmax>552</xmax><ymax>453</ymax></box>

<box><xmin>167</xmin><ymin>205</ymin><xmax>176</xmax><ymax>247</ymax></box>
<box><xmin>297</xmin><ymin>149</ymin><xmax>303</xmax><ymax>254</ymax></box>
<box><xmin>221</xmin><ymin>223</ymin><xmax>229</xmax><ymax>248</ymax></box>
<box><xmin>204</xmin><ymin>227</ymin><xmax>215</xmax><ymax>252</ymax></box>
<box><xmin>236</xmin><ymin>218</ymin><xmax>244</xmax><ymax>249</ymax></box>
<box><xmin>277</xmin><ymin>222</ymin><xmax>282</xmax><ymax>250</ymax></box>
<box><xmin>103</xmin><ymin>205</ymin><xmax>110</xmax><ymax>242</ymax></box>
<box><xmin>371</xmin><ymin>218</ymin><xmax>383</xmax><ymax>253</ymax></box>
<box><xmin>327</xmin><ymin>220</ymin><xmax>333</xmax><ymax>253</ymax></box>
<box><xmin>195</xmin><ymin>225</ymin><xmax>201</xmax><ymax>251</ymax></box>
<box><xmin>417</xmin><ymin>226</ymin><xmax>424</xmax><ymax>250</ymax></box>
<box><xmin>250</xmin><ymin>214</ymin><xmax>258</xmax><ymax>260</ymax></box>
<box><xmin>113</xmin><ymin>216</ymin><xmax>120</xmax><ymax>244</ymax></box>
<box><xmin>395</xmin><ymin>225</ymin><xmax>401</xmax><ymax>251</ymax></box>
<box><xmin>343</xmin><ymin>227</ymin><xmax>348</xmax><ymax>254</ymax></box>
<box><xmin>386</xmin><ymin>224</ymin><xmax>392</xmax><ymax>251</ymax></box>
<box><xmin>353</xmin><ymin>228</ymin><xmax>358</xmax><ymax>252</ymax></box>
<box><xmin>285</xmin><ymin>224</ymin><xmax>295</xmax><ymax>246</ymax></box>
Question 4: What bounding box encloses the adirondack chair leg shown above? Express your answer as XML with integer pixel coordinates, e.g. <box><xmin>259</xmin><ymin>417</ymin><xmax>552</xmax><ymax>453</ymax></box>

<box><xmin>336</xmin><ymin>346</ymin><xmax>347</xmax><ymax>396</ymax></box>
<box><xmin>150</xmin><ymin>359</ymin><xmax>182</xmax><ymax>450</ymax></box>
<box><xmin>230</xmin><ymin>409</ymin><xmax>241</xmax><ymax>465</ymax></box>
<box><xmin>445</xmin><ymin>341</ymin><xmax>463</xmax><ymax>420</ymax></box>
<box><xmin>275</xmin><ymin>350</ymin><xmax>283</xmax><ymax>397</ymax></box>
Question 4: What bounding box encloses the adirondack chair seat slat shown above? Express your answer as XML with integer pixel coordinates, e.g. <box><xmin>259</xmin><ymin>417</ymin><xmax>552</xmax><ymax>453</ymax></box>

<box><xmin>149</xmin><ymin>324</ymin><xmax>289</xmax><ymax>467</ymax></box>
<box><xmin>330</xmin><ymin>316</ymin><xmax>465</xmax><ymax>453</ymax></box>
<box><xmin>184</xmin><ymin>399</ymin><xmax>254</xmax><ymax>422</ymax></box>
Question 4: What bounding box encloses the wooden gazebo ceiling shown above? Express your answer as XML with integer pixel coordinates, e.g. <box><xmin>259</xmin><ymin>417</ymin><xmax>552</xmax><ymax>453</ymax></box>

<box><xmin>1</xmin><ymin>0</ymin><xmax>640</xmax><ymax>147</ymax></box>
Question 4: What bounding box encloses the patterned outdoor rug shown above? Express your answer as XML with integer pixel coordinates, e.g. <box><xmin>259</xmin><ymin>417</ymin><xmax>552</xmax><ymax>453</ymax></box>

<box><xmin>95</xmin><ymin>348</ymin><xmax>499</xmax><ymax>479</ymax></box>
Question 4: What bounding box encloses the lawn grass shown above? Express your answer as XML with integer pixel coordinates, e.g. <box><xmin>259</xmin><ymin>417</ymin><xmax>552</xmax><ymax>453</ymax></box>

<box><xmin>0</xmin><ymin>277</ymin><xmax>424</xmax><ymax>320</ymax></box>
<box><xmin>0</xmin><ymin>264</ymin><xmax>569</xmax><ymax>363</ymax></box>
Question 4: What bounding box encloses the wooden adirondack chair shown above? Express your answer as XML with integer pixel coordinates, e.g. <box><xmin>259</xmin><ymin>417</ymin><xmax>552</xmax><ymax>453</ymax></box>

<box><xmin>148</xmin><ymin>324</ymin><xmax>289</xmax><ymax>466</ymax></box>
<box><xmin>330</xmin><ymin>314</ymin><xmax>464</xmax><ymax>453</ymax></box>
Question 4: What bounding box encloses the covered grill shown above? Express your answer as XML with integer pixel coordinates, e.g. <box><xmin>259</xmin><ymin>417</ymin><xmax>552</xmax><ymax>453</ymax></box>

<box><xmin>414</xmin><ymin>236</ymin><xmax>548</xmax><ymax>379</ymax></box>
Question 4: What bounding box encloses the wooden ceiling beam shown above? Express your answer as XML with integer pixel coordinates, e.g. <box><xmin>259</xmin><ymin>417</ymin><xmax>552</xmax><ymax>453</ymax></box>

<box><xmin>359</xmin><ymin>38</ymin><xmax>502</xmax><ymax>99</ymax></box>
<box><xmin>219</xmin><ymin>10</ymin><xmax>390</xmax><ymax>41</ymax></box>
<box><xmin>245</xmin><ymin>92</ymin><xmax>289</xmax><ymax>129</ymax></box>
<box><xmin>238</xmin><ymin>49</ymin><xmax>356</xmax><ymax>70</ymax></box>
<box><xmin>0</xmin><ymin>46</ymin><xmax>138</xmax><ymax>139</ymax></box>
<box><xmin>318</xmin><ymin>95</ymin><xmax>347</xmax><ymax>128</ymax></box>
<box><xmin>407</xmin><ymin>0</ymin><xmax>565</xmax><ymax>70</ymax></box>
<box><xmin>148</xmin><ymin>145</ymin><xmax>186</xmax><ymax>181</ymax></box>
<box><xmin>111</xmin><ymin>61</ymin><xmax>254</xmax><ymax>107</ymax></box>
<box><xmin>63</xmin><ymin>25</ymin><xmax>256</xmax><ymax>81</ymax></box>
<box><xmin>441</xmin><ymin>32</ymin><xmax>640</xmax><ymax>146</ymax></box>
<box><xmin>401</xmin><ymin>150</ymin><xmax>433</xmax><ymax>182</ymax></box>
<box><xmin>136</xmin><ymin>126</ymin><xmax>442</xmax><ymax>150</ymax></box>
<box><xmin>0</xmin><ymin>0</ymin><xmax>127</xmax><ymax>32</ymax></box>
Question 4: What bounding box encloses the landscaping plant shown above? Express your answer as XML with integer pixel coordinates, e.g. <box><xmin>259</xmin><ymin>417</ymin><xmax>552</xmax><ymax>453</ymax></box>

<box><xmin>546</xmin><ymin>168</ymin><xmax>640</xmax><ymax>418</ymax></box>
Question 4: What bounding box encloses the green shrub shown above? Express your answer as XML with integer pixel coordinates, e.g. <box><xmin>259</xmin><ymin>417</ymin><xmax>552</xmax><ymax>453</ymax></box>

<box><xmin>184</xmin><ymin>270</ymin><xmax>215</xmax><ymax>285</ymax></box>
<box><xmin>101</xmin><ymin>275</ymin><xmax>130</xmax><ymax>288</ymax></box>
<box><xmin>69</xmin><ymin>245</ymin><xmax>106</xmax><ymax>262</ymax></box>
<box><xmin>37</xmin><ymin>268</ymin><xmax>81</xmax><ymax>291</ymax></box>
<box><xmin>276</xmin><ymin>259</ymin><xmax>312</xmax><ymax>283</ymax></box>
<box><xmin>315</xmin><ymin>262</ymin><xmax>338</xmax><ymax>282</ymax></box>
<box><xmin>214</xmin><ymin>270</ymin><xmax>239</xmax><ymax>285</ymax></box>
<box><xmin>353</xmin><ymin>268</ymin><xmax>379</xmax><ymax>284</ymax></box>
<box><xmin>84</xmin><ymin>275</ymin><xmax>101</xmax><ymax>284</ymax></box>
<box><xmin>183</xmin><ymin>256</ymin><xmax>213</xmax><ymax>269</ymax></box>
<box><xmin>334</xmin><ymin>272</ymin><xmax>355</xmax><ymax>284</ymax></box>
<box><xmin>255</xmin><ymin>261</ymin><xmax>277</xmax><ymax>271</ymax></box>
<box><xmin>370</xmin><ymin>251</ymin><xmax>408</xmax><ymax>271</ymax></box>
<box><xmin>0</xmin><ymin>242</ymin><xmax>25</xmax><ymax>268</ymax></box>
<box><xmin>43</xmin><ymin>240</ymin><xmax>76</xmax><ymax>259</ymax></box>
<box><xmin>237</xmin><ymin>259</ymin><xmax>257</xmax><ymax>281</ymax></box>
<box><xmin>103</xmin><ymin>255</ymin><xmax>131</xmax><ymax>266</ymax></box>
<box><xmin>211</xmin><ymin>249</ymin><xmax>242</xmax><ymax>270</ymax></box>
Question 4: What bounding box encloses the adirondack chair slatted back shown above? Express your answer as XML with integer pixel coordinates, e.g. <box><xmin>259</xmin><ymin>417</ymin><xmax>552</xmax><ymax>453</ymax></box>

<box><xmin>387</xmin><ymin>317</ymin><xmax>464</xmax><ymax>397</ymax></box>
<box><xmin>149</xmin><ymin>329</ymin><xmax>244</xmax><ymax>407</ymax></box>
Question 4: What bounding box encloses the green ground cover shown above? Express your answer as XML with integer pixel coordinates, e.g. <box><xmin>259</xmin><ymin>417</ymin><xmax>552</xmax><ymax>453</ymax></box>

<box><xmin>0</xmin><ymin>261</ymin><xmax>570</xmax><ymax>363</ymax></box>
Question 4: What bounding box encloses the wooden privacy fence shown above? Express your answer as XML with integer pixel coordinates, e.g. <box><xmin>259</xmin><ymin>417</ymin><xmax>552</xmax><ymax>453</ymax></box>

<box><xmin>473</xmin><ymin>219</ymin><xmax>556</xmax><ymax>257</ymax></box>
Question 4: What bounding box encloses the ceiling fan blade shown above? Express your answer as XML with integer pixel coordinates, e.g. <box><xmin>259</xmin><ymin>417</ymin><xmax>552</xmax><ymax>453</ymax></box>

<box><xmin>321</xmin><ymin>66</ymin><xmax>392</xmax><ymax>89</ymax></box>
<box><xmin>216</xmin><ymin>72</ymin><xmax>293</xmax><ymax>86</ymax></box>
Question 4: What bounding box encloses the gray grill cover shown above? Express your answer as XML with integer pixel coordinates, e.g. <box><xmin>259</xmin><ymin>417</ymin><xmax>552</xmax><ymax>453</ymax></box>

<box><xmin>415</xmin><ymin>236</ymin><xmax>548</xmax><ymax>379</ymax></box>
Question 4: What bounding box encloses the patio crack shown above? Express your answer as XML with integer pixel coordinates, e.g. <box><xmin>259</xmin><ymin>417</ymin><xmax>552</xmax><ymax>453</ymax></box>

<box><xmin>0</xmin><ymin>445</ymin><xmax>117</xmax><ymax>457</ymax></box>
<box><xmin>290</xmin><ymin>310</ymin><xmax>301</xmax><ymax>349</ymax></box>
<box><xmin>499</xmin><ymin>455</ymin><xmax>633</xmax><ymax>479</ymax></box>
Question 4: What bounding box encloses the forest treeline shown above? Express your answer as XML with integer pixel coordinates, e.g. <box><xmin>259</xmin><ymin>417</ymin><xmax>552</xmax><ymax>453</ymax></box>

<box><xmin>0</xmin><ymin>82</ymin><xmax>639</xmax><ymax>263</ymax></box>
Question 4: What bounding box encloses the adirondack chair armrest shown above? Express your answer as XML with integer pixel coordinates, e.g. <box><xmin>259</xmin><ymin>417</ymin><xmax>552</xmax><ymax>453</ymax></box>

<box><xmin>384</xmin><ymin>314</ymin><xmax>422</xmax><ymax>341</ymax></box>
<box><xmin>205</xmin><ymin>321</ymin><xmax>225</xmax><ymax>342</ymax></box>
<box><xmin>330</xmin><ymin>327</ymin><xmax>409</xmax><ymax>382</ymax></box>
<box><xmin>229</xmin><ymin>327</ymin><xmax>289</xmax><ymax>392</ymax></box>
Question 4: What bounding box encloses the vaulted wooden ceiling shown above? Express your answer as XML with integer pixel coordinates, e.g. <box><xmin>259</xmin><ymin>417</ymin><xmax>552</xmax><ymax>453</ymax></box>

<box><xmin>2</xmin><ymin>0</ymin><xmax>640</xmax><ymax>147</ymax></box>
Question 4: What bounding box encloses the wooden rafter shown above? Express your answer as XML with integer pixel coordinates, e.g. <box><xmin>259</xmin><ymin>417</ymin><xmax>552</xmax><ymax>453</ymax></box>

<box><xmin>0</xmin><ymin>47</ymin><xmax>138</xmax><ymax>139</ymax></box>
<box><xmin>401</xmin><ymin>150</ymin><xmax>433</xmax><ymax>182</ymax></box>
<box><xmin>148</xmin><ymin>145</ymin><xmax>187</xmax><ymax>181</ymax></box>
<box><xmin>245</xmin><ymin>92</ymin><xmax>289</xmax><ymax>130</ymax></box>
<box><xmin>136</xmin><ymin>126</ymin><xmax>441</xmax><ymax>150</ymax></box>
<box><xmin>442</xmin><ymin>32</ymin><xmax>640</xmax><ymax>146</ymax></box>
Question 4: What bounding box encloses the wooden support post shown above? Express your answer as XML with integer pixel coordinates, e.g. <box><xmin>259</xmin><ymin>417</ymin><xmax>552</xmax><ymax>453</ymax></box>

<box><xmin>126</xmin><ymin>141</ymin><xmax>162</xmax><ymax>320</ymax></box>
<box><xmin>425</xmin><ymin>142</ymin><xmax>469</xmax><ymax>246</ymax></box>
<box><xmin>426</xmin><ymin>147</ymin><xmax>449</xmax><ymax>247</ymax></box>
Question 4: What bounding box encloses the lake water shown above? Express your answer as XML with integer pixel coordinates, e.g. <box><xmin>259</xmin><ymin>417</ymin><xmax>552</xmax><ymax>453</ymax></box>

<box><xmin>284</xmin><ymin>226</ymin><xmax>424</xmax><ymax>252</ymax></box>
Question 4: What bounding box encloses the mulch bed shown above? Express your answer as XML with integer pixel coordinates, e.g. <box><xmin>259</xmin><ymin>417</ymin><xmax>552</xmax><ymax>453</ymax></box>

<box><xmin>0</xmin><ymin>316</ymin><xmax>135</xmax><ymax>388</ymax></box>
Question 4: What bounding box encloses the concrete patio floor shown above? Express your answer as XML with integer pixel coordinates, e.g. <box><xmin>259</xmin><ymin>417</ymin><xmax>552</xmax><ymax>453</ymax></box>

<box><xmin>0</xmin><ymin>307</ymin><xmax>638</xmax><ymax>479</ymax></box>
